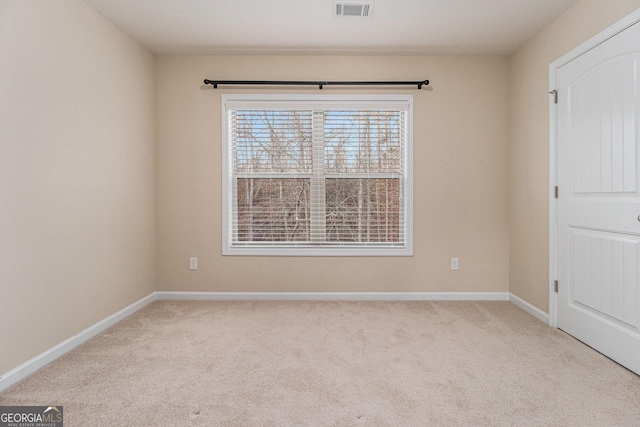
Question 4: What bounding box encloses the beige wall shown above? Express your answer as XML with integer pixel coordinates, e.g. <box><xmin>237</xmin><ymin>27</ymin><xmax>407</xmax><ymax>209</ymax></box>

<box><xmin>156</xmin><ymin>55</ymin><xmax>510</xmax><ymax>293</ymax></box>
<box><xmin>0</xmin><ymin>0</ymin><xmax>156</xmax><ymax>374</ymax></box>
<box><xmin>508</xmin><ymin>0</ymin><xmax>640</xmax><ymax>312</ymax></box>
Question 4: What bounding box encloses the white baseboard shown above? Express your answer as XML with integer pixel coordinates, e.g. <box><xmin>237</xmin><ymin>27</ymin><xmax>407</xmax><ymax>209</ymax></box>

<box><xmin>155</xmin><ymin>291</ymin><xmax>510</xmax><ymax>301</ymax></box>
<box><xmin>0</xmin><ymin>293</ymin><xmax>157</xmax><ymax>393</ymax></box>
<box><xmin>509</xmin><ymin>292</ymin><xmax>550</xmax><ymax>324</ymax></box>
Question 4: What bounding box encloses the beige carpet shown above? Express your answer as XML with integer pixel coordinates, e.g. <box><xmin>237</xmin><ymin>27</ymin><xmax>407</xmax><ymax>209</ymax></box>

<box><xmin>1</xmin><ymin>301</ymin><xmax>639</xmax><ymax>426</ymax></box>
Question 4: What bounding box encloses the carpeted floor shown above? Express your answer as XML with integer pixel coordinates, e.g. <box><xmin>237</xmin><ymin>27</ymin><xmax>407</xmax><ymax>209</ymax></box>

<box><xmin>1</xmin><ymin>300</ymin><xmax>639</xmax><ymax>426</ymax></box>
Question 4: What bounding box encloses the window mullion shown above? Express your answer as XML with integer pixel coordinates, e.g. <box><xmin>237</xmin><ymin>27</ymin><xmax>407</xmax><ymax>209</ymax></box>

<box><xmin>310</xmin><ymin>110</ymin><xmax>326</xmax><ymax>243</ymax></box>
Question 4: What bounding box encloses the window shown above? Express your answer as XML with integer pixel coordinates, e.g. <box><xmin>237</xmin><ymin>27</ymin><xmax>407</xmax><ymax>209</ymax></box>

<box><xmin>222</xmin><ymin>94</ymin><xmax>413</xmax><ymax>256</ymax></box>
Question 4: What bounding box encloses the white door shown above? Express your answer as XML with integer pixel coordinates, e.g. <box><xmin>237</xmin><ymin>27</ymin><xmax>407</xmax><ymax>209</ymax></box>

<box><xmin>556</xmin><ymin>19</ymin><xmax>640</xmax><ymax>375</ymax></box>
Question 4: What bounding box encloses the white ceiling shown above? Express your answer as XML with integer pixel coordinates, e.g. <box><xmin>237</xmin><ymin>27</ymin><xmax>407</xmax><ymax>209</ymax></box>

<box><xmin>81</xmin><ymin>0</ymin><xmax>580</xmax><ymax>55</ymax></box>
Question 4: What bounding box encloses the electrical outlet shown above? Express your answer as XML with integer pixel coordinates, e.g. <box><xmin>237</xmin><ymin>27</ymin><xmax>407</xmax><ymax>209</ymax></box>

<box><xmin>189</xmin><ymin>257</ymin><xmax>198</xmax><ymax>270</ymax></box>
<box><xmin>451</xmin><ymin>257</ymin><xmax>459</xmax><ymax>271</ymax></box>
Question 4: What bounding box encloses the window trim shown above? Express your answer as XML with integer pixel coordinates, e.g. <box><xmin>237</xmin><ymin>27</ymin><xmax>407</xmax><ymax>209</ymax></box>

<box><xmin>221</xmin><ymin>94</ymin><xmax>413</xmax><ymax>256</ymax></box>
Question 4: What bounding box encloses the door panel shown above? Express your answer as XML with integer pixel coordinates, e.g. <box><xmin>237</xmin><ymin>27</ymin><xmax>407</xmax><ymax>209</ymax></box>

<box><xmin>570</xmin><ymin>228</ymin><xmax>639</xmax><ymax>331</ymax></box>
<box><xmin>569</xmin><ymin>56</ymin><xmax>639</xmax><ymax>195</ymax></box>
<box><xmin>557</xmin><ymin>19</ymin><xmax>640</xmax><ymax>375</ymax></box>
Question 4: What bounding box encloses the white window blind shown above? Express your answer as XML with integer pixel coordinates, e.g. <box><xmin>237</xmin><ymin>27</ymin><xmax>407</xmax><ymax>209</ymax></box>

<box><xmin>222</xmin><ymin>94</ymin><xmax>413</xmax><ymax>256</ymax></box>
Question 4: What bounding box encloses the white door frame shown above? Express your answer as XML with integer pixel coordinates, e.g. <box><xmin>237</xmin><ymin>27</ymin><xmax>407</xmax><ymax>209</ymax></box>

<box><xmin>549</xmin><ymin>8</ymin><xmax>640</xmax><ymax>328</ymax></box>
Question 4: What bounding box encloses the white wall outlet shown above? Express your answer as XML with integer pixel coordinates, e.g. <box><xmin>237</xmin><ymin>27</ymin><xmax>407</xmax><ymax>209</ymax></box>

<box><xmin>450</xmin><ymin>257</ymin><xmax>459</xmax><ymax>271</ymax></box>
<box><xmin>189</xmin><ymin>257</ymin><xmax>198</xmax><ymax>270</ymax></box>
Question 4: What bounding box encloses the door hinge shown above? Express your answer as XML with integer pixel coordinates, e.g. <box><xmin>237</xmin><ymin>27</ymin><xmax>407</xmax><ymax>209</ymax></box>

<box><xmin>554</xmin><ymin>280</ymin><xmax>558</xmax><ymax>293</ymax></box>
<box><xmin>554</xmin><ymin>186</ymin><xmax>558</xmax><ymax>199</ymax></box>
<box><xmin>550</xmin><ymin>89</ymin><xmax>558</xmax><ymax>104</ymax></box>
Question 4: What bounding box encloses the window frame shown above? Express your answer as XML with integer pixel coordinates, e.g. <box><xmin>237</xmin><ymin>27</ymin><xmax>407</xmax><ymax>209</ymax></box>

<box><xmin>221</xmin><ymin>94</ymin><xmax>413</xmax><ymax>256</ymax></box>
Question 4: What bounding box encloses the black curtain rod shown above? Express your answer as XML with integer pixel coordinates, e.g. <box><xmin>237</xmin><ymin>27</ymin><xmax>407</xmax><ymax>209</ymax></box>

<box><xmin>203</xmin><ymin>79</ymin><xmax>429</xmax><ymax>89</ymax></box>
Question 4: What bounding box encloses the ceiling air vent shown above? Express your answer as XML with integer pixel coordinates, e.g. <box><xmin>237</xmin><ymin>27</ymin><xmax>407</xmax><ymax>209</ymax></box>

<box><xmin>333</xmin><ymin>2</ymin><xmax>374</xmax><ymax>18</ymax></box>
